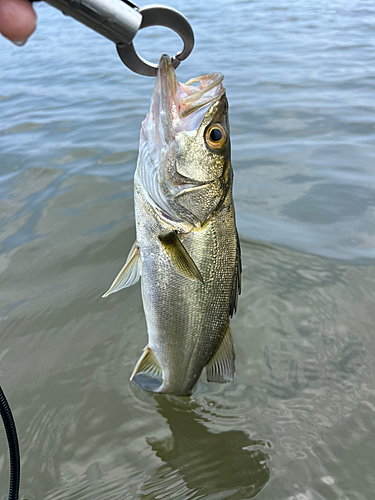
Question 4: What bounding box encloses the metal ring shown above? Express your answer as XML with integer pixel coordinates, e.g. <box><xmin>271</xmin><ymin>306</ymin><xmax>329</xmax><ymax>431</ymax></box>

<box><xmin>117</xmin><ymin>5</ymin><xmax>194</xmax><ymax>77</ymax></box>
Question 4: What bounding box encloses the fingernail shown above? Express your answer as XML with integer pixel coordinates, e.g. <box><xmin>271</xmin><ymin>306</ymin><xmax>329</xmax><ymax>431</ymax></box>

<box><xmin>13</xmin><ymin>39</ymin><xmax>27</xmax><ymax>46</ymax></box>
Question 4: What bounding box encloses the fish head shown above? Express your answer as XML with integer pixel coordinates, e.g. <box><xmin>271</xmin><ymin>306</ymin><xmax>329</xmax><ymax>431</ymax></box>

<box><xmin>138</xmin><ymin>55</ymin><xmax>232</xmax><ymax>226</ymax></box>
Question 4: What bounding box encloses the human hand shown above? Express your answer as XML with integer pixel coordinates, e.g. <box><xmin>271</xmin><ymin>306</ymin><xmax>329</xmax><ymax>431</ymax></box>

<box><xmin>0</xmin><ymin>0</ymin><xmax>37</xmax><ymax>45</ymax></box>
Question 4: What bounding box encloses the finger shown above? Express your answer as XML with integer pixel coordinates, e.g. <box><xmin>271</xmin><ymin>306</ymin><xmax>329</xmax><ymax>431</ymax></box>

<box><xmin>0</xmin><ymin>0</ymin><xmax>37</xmax><ymax>45</ymax></box>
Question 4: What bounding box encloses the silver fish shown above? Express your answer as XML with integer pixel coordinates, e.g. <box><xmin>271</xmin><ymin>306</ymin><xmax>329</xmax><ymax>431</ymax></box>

<box><xmin>103</xmin><ymin>55</ymin><xmax>241</xmax><ymax>395</ymax></box>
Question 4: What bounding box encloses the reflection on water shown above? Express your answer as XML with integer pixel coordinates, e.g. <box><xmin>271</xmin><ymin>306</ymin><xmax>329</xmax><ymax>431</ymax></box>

<box><xmin>140</xmin><ymin>396</ymin><xmax>269</xmax><ymax>499</ymax></box>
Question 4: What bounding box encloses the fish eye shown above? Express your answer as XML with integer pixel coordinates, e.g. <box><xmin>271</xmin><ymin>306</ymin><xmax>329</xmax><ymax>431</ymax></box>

<box><xmin>205</xmin><ymin>124</ymin><xmax>227</xmax><ymax>150</ymax></box>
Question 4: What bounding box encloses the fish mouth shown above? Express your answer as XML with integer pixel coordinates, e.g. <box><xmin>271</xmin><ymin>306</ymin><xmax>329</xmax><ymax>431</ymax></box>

<box><xmin>179</xmin><ymin>71</ymin><xmax>224</xmax><ymax>119</ymax></box>
<box><xmin>138</xmin><ymin>55</ymin><xmax>226</xmax><ymax>224</ymax></box>
<box><xmin>152</xmin><ymin>54</ymin><xmax>225</xmax><ymax>134</ymax></box>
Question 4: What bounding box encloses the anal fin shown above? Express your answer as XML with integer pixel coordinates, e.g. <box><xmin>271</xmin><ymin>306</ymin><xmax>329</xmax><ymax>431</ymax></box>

<box><xmin>159</xmin><ymin>232</ymin><xmax>203</xmax><ymax>284</ymax></box>
<box><xmin>206</xmin><ymin>325</ymin><xmax>235</xmax><ymax>383</ymax></box>
<box><xmin>102</xmin><ymin>241</ymin><xmax>141</xmax><ymax>297</ymax></box>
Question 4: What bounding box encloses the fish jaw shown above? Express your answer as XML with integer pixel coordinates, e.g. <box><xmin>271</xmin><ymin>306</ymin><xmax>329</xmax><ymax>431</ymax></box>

<box><xmin>141</xmin><ymin>54</ymin><xmax>178</xmax><ymax>152</ymax></box>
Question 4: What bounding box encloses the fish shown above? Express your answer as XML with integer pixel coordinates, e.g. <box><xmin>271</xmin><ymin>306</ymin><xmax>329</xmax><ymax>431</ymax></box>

<box><xmin>103</xmin><ymin>54</ymin><xmax>241</xmax><ymax>396</ymax></box>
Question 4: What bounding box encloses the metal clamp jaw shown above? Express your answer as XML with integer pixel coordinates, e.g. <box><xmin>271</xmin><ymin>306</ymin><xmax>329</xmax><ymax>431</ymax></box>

<box><xmin>34</xmin><ymin>0</ymin><xmax>194</xmax><ymax>76</ymax></box>
<box><xmin>117</xmin><ymin>5</ymin><xmax>194</xmax><ymax>77</ymax></box>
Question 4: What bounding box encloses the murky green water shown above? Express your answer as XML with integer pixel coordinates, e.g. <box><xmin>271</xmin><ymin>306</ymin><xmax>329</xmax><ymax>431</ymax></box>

<box><xmin>1</xmin><ymin>0</ymin><xmax>375</xmax><ymax>498</ymax></box>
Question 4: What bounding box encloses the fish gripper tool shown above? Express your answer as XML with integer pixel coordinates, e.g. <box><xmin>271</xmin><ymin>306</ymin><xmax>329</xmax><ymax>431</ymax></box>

<box><xmin>30</xmin><ymin>0</ymin><xmax>194</xmax><ymax>76</ymax></box>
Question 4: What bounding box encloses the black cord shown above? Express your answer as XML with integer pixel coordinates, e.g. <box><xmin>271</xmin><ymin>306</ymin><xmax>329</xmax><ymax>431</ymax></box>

<box><xmin>0</xmin><ymin>386</ymin><xmax>20</xmax><ymax>500</ymax></box>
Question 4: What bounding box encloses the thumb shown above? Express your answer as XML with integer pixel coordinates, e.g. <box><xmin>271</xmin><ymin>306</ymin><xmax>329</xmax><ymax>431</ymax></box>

<box><xmin>0</xmin><ymin>0</ymin><xmax>37</xmax><ymax>45</ymax></box>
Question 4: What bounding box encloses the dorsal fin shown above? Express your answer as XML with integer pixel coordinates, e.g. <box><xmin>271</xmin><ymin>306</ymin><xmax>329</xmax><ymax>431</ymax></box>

<box><xmin>229</xmin><ymin>230</ymin><xmax>242</xmax><ymax>317</ymax></box>
<box><xmin>159</xmin><ymin>232</ymin><xmax>204</xmax><ymax>283</ymax></box>
<box><xmin>130</xmin><ymin>346</ymin><xmax>163</xmax><ymax>392</ymax></box>
<box><xmin>206</xmin><ymin>324</ymin><xmax>235</xmax><ymax>383</ymax></box>
<box><xmin>102</xmin><ymin>241</ymin><xmax>141</xmax><ymax>297</ymax></box>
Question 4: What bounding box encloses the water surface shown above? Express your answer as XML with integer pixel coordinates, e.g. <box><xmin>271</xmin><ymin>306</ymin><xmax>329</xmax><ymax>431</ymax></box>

<box><xmin>1</xmin><ymin>1</ymin><xmax>375</xmax><ymax>499</ymax></box>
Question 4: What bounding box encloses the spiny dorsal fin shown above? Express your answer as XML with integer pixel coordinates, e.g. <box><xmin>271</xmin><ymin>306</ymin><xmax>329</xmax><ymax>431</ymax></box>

<box><xmin>159</xmin><ymin>232</ymin><xmax>204</xmax><ymax>284</ymax></box>
<box><xmin>206</xmin><ymin>325</ymin><xmax>235</xmax><ymax>383</ymax></box>
<box><xmin>229</xmin><ymin>230</ymin><xmax>242</xmax><ymax>317</ymax></box>
<box><xmin>130</xmin><ymin>346</ymin><xmax>162</xmax><ymax>381</ymax></box>
<box><xmin>102</xmin><ymin>241</ymin><xmax>141</xmax><ymax>297</ymax></box>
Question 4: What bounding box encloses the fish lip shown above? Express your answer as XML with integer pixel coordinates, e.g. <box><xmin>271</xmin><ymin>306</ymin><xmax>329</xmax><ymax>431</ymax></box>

<box><xmin>159</xmin><ymin>54</ymin><xmax>178</xmax><ymax>91</ymax></box>
<box><xmin>157</xmin><ymin>54</ymin><xmax>179</xmax><ymax>118</ymax></box>
<box><xmin>145</xmin><ymin>54</ymin><xmax>178</xmax><ymax>145</ymax></box>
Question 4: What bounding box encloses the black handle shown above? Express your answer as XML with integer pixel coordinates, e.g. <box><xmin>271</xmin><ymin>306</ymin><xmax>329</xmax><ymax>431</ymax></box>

<box><xmin>0</xmin><ymin>386</ymin><xmax>20</xmax><ymax>500</ymax></box>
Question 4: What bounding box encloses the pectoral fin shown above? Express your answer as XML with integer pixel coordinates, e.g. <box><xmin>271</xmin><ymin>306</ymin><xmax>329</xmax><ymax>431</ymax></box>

<box><xmin>159</xmin><ymin>232</ymin><xmax>203</xmax><ymax>283</ymax></box>
<box><xmin>102</xmin><ymin>241</ymin><xmax>141</xmax><ymax>297</ymax></box>
<box><xmin>206</xmin><ymin>325</ymin><xmax>235</xmax><ymax>383</ymax></box>
<box><xmin>130</xmin><ymin>346</ymin><xmax>163</xmax><ymax>392</ymax></box>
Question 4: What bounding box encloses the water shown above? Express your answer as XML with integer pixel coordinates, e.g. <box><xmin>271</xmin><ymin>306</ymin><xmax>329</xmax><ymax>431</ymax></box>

<box><xmin>1</xmin><ymin>0</ymin><xmax>375</xmax><ymax>498</ymax></box>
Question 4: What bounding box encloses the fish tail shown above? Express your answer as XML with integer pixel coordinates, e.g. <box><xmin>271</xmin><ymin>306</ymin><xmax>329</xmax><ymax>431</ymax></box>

<box><xmin>130</xmin><ymin>346</ymin><xmax>163</xmax><ymax>393</ymax></box>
